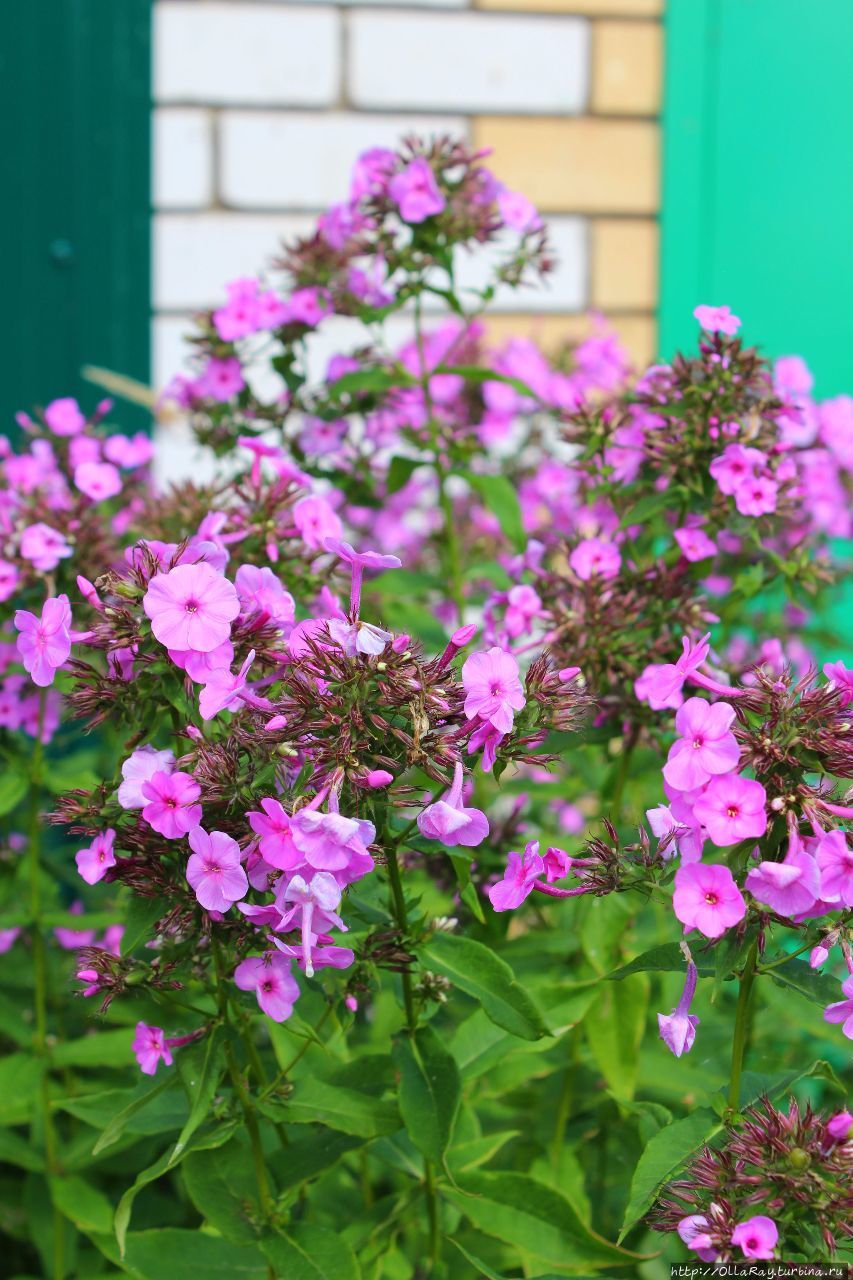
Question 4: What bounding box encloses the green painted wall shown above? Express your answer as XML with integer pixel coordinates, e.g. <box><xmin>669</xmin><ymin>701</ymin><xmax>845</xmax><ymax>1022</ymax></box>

<box><xmin>0</xmin><ymin>0</ymin><xmax>152</xmax><ymax>432</ymax></box>
<box><xmin>660</xmin><ymin>0</ymin><xmax>853</xmax><ymax>398</ymax></box>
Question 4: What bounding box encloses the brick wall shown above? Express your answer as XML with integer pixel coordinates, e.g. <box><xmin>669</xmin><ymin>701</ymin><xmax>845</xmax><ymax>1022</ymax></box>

<box><xmin>153</xmin><ymin>0</ymin><xmax>662</xmax><ymax>391</ymax></box>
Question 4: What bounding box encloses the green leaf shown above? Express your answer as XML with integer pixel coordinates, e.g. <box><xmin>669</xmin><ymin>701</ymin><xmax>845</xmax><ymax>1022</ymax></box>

<box><xmin>261</xmin><ymin>1224</ymin><xmax>361</xmax><ymax>1280</ymax></box>
<box><xmin>447</xmin><ymin>1130</ymin><xmax>520</xmax><ymax>1175</ymax></box>
<box><xmin>169</xmin><ymin>1028</ymin><xmax>225</xmax><ymax>1167</ymax></box>
<box><xmin>0</xmin><ymin>1053</ymin><xmax>43</xmax><ymax>1125</ymax></box>
<box><xmin>182</xmin><ymin>1138</ymin><xmax>259</xmax><ymax>1242</ymax></box>
<box><xmin>327</xmin><ymin>366</ymin><xmax>412</xmax><ymax>399</ymax></box>
<box><xmin>267</xmin><ymin>1131</ymin><xmax>363</xmax><ymax>1196</ymax></box>
<box><xmin>92</xmin><ymin>1075</ymin><xmax>178</xmax><ymax>1156</ymax></box>
<box><xmin>434</xmin><ymin>364</ymin><xmax>539</xmax><ymax>402</ymax></box>
<box><xmin>449</xmin><ymin>852</ymin><xmax>485</xmax><ymax>924</ymax></box>
<box><xmin>617</xmin><ymin>490</ymin><xmax>674</xmax><ymax>530</ymax></box>
<box><xmin>420</xmin><ymin>933</ymin><xmax>550</xmax><ymax>1042</ymax></box>
<box><xmin>284</xmin><ymin>1077</ymin><xmax>400</xmax><ymax>1138</ymax></box>
<box><xmin>459</xmin><ymin>472</ymin><xmax>526</xmax><ymax>552</ymax></box>
<box><xmin>766</xmin><ymin>957</ymin><xmax>841</xmax><ymax>1005</ymax></box>
<box><xmin>122</xmin><ymin>1228</ymin><xmax>268</xmax><ymax>1279</ymax></box>
<box><xmin>50</xmin><ymin>1174</ymin><xmax>114</xmax><ymax>1235</ymax></box>
<box><xmin>584</xmin><ymin>974</ymin><xmax>648</xmax><ymax>1100</ymax></box>
<box><xmin>0</xmin><ymin>1125</ymin><xmax>44</xmax><ymax>1171</ymax></box>
<box><xmin>619</xmin><ymin>1107</ymin><xmax>720</xmax><ymax>1240</ymax></box>
<box><xmin>392</xmin><ymin>1025</ymin><xmax>461</xmax><ymax>1164</ymax></box>
<box><xmin>443</xmin><ymin>1171</ymin><xmax>647</xmax><ymax>1269</ymax></box>
<box><xmin>52</xmin><ymin>1028</ymin><xmax>134</xmax><ymax>1068</ymax></box>
<box><xmin>121</xmin><ymin>896</ymin><xmax>167</xmax><ymax>955</ymax></box>
<box><xmin>0</xmin><ymin>770</ymin><xmax>28</xmax><ymax>815</ymax></box>
<box><xmin>609</xmin><ymin>943</ymin><xmax>715</xmax><ymax>981</ymax></box>
<box><xmin>386</xmin><ymin>455</ymin><xmax>424</xmax><ymax>494</ymax></box>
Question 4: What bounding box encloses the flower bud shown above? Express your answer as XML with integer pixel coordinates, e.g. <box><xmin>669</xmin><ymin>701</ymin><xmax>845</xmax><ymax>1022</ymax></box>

<box><xmin>826</xmin><ymin>1110</ymin><xmax>853</xmax><ymax>1141</ymax></box>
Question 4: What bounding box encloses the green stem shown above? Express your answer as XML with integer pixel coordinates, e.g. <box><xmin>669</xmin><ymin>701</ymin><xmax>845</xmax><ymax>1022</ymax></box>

<box><xmin>728</xmin><ymin>941</ymin><xmax>759</xmax><ymax>1111</ymax></box>
<box><xmin>436</xmin><ymin>465</ymin><xmax>466</xmax><ymax>624</ymax></box>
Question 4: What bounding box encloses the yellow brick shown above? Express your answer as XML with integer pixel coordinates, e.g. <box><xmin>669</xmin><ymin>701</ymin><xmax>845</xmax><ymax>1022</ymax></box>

<box><xmin>473</xmin><ymin>117</ymin><xmax>659</xmax><ymax>214</ymax></box>
<box><xmin>483</xmin><ymin>312</ymin><xmax>657</xmax><ymax>369</ymax></box>
<box><xmin>592</xmin><ymin>20</ymin><xmax>662</xmax><ymax>114</ymax></box>
<box><xmin>591</xmin><ymin>218</ymin><xmax>658</xmax><ymax>309</ymax></box>
<box><xmin>476</xmin><ymin>0</ymin><xmax>661</xmax><ymax>14</ymax></box>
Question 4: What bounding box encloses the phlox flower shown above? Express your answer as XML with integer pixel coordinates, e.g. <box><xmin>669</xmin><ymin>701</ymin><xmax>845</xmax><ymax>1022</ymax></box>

<box><xmin>673</xmin><ymin>862</ymin><xmax>746</xmax><ymax>938</ymax></box>
<box><xmin>709</xmin><ymin>443</ymin><xmax>767</xmax><ymax>496</ymax></box>
<box><xmin>285</xmin><ymin>286</ymin><xmax>332</xmax><ymax>328</ymax></box>
<box><xmin>290</xmin><ymin>809</ymin><xmax>375</xmax><ymax>879</ymax></box>
<box><xmin>117</xmin><ymin>745</ymin><xmax>175</xmax><ymax>809</ymax></box>
<box><xmin>143</xmin><ymin>562</ymin><xmax>240</xmax><ymax>653</ymax></box>
<box><xmin>234</xmin><ymin>952</ymin><xmax>299</xmax><ymax>1022</ymax></box>
<box><xmin>417</xmin><ymin>761</ymin><xmax>489</xmax><ymax>847</ymax></box>
<box><xmin>823</xmin><ymin>659</ymin><xmax>853</xmax><ymax>707</ymax></box>
<box><xmin>388</xmin><ymin>157</ymin><xmax>445</xmax><ymax>223</ymax></box>
<box><xmin>462</xmin><ymin>646</ymin><xmax>525</xmax><ymax>734</ymax></box>
<box><xmin>44</xmin><ymin>396</ymin><xmax>86</xmax><ymax>436</ymax></box>
<box><xmin>186</xmin><ymin>828</ymin><xmax>248</xmax><ymax>913</ymax></box>
<box><xmin>132</xmin><ymin>1022</ymin><xmax>173</xmax><ymax>1075</ymax></box>
<box><xmin>293</xmin><ymin>495</ymin><xmax>344</xmax><ymax>551</ymax></box>
<box><xmin>198</xmin><ymin>650</ymin><xmax>255</xmax><ymax>721</ymax></box>
<box><xmin>195</xmin><ymin>355</ymin><xmax>245</xmax><ymax>402</ymax></box>
<box><xmin>248</xmin><ymin>797</ymin><xmax>301</xmax><ymax>870</ymax></box>
<box><xmin>657</xmin><ymin>959</ymin><xmax>700</xmax><ymax>1057</ymax></box>
<box><xmin>0</xmin><ymin>560</ymin><xmax>19</xmax><ymax>603</ymax></box>
<box><xmin>141</xmin><ymin>770</ymin><xmax>202</xmax><ymax>840</ymax></box>
<box><xmin>504</xmin><ymin>584</ymin><xmax>543</xmax><ymax>639</ymax></box>
<box><xmin>569</xmin><ymin>537</ymin><xmax>621</xmax><ymax>581</ymax></box>
<box><xmin>674</xmin><ymin>526</ymin><xmax>717</xmax><ymax>562</ymax></box>
<box><xmin>170</xmin><ymin>640</ymin><xmax>234</xmax><ymax>684</ymax></box>
<box><xmin>467</xmin><ymin>719</ymin><xmax>506</xmax><ymax>772</ymax></box>
<box><xmin>213</xmin><ymin>277</ymin><xmax>261</xmax><ymax>341</ymax></box>
<box><xmin>14</xmin><ymin>594</ymin><xmax>73</xmax><ymax>687</ymax></box>
<box><xmin>323</xmin><ymin>538</ymin><xmax>402</xmax><ymax>615</ymax></box>
<box><xmin>816</xmin><ymin>829</ymin><xmax>853</xmax><ymax>906</ymax></box>
<box><xmin>327</xmin><ymin>617</ymin><xmax>392</xmax><ymax>658</ymax></box>
<box><xmin>677</xmin><ymin>1214</ymin><xmax>718</xmax><ymax>1262</ymax></box>
<box><xmin>824</xmin><ymin>972</ymin><xmax>853</xmax><ymax>1039</ymax></box>
<box><xmin>542</xmin><ymin>846</ymin><xmax>572</xmax><ymax>882</ymax></box>
<box><xmin>75</xmin><ymin>829</ymin><xmax>117</xmax><ymax>886</ymax></box>
<box><xmin>74</xmin><ymin>461</ymin><xmax>122</xmax><ymax>501</ymax></box>
<box><xmin>646</xmin><ymin>801</ymin><xmax>704</xmax><ymax>862</ymax></box>
<box><xmin>692</xmin><ymin>774</ymin><xmax>767</xmax><ymax>846</ymax></box>
<box><xmin>497</xmin><ymin>188</ymin><xmax>542</xmax><ymax>233</ymax></box>
<box><xmin>276</xmin><ymin>872</ymin><xmax>345</xmax><ymax>977</ymax></box>
<box><xmin>662</xmin><ymin>698</ymin><xmax>740</xmax><ymax>792</ymax></box>
<box><xmin>634</xmin><ymin>633</ymin><xmax>711</xmax><ymax>711</ymax></box>
<box><xmin>20</xmin><ymin>522</ymin><xmax>72</xmax><ymax>572</ymax></box>
<box><xmin>744</xmin><ymin>836</ymin><xmax>820</xmax><ymax>917</ymax></box>
<box><xmin>693</xmin><ymin>303</ymin><xmax>741</xmax><ymax>335</ymax></box>
<box><xmin>730</xmin><ymin>1216</ymin><xmax>778</xmax><ymax>1260</ymax></box>
<box><xmin>104</xmin><ymin>432</ymin><xmax>153</xmax><ymax>468</ymax></box>
<box><xmin>488</xmin><ymin>841</ymin><xmax>544</xmax><ymax>911</ymax></box>
<box><xmin>350</xmin><ymin>146</ymin><xmax>396</xmax><ymax>200</ymax></box>
<box><xmin>827</xmin><ymin>1110</ymin><xmax>853</xmax><ymax>1140</ymax></box>
<box><xmin>235</xmin><ymin>565</ymin><xmax>294</xmax><ymax>627</ymax></box>
<box><xmin>734</xmin><ymin>474</ymin><xmax>778</xmax><ymax>516</ymax></box>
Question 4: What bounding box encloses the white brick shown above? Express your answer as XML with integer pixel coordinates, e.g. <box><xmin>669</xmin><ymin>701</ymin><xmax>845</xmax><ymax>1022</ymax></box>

<box><xmin>219</xmin><ymin>112</ymin><xmax>468</xmax><ymax>210</ymax></box>
<box><xmin>155</xmin><ymin>3</ymin><xmax>340</xmax><ymax>106</ymax></box>
<box><xmin>154</xmin><ymin>109</ymin><xmax>213</xmax><ymax>209</ymax></box>
<box><xmin>154</xmin><ymin>213</ymin><xmax>316</xmax><ymax>310</ymax></box>
<box><xmin>436</xmin><ymin>218</ymin><xmax>587</xmax><ymax>312</ymax></box>
<box><xmin>348</xmin><ymin>12</ymin><xmax>589</xmax><ymax>113</ymax></box>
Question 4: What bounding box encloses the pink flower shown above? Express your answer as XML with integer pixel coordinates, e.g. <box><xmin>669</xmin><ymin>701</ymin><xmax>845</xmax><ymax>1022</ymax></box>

<box><xmin>20</xmin><ymin>522</ymin><xmax>72</xmax><ymax>572</ymax></box>
<box><xmin>118</xmin><ymin>746</ymin><xmax>175</xmax><ymax>809</ymax></box>
<box><xmin>730</xmin><ymin>1216</ymin><xmax>778</xmax><ymax>1261</ymax></box>
<box><xmin>497</xmin><ymin>188</ymin><xmax>542</xmax><ymax>233</ymax></box>
<box><xmin>196</xmin><ymin>356</ymin><xmax>245</xmax><ymax>402</ymax></box>
<box><xmin>74</xmin><ymin>461</ymin><xmax>122</xmax><ymax>501</ymax></box>
<box><xmin>504</xmin><ymin>585</ymin><xmax>543</xmax><ymax>639</ymax></box>
<box><xmin>692</xmin><ymin>774</ymin><xmax>767</xmax><ymax>846</ymax></box>
<box><xmin>327</xmin><ymin>617</ymin><xmax>392</xmax><ymax>658</ymax></box>
<box><xmin>635</xmin><ymin>633</ymin><xmax>711</xmax><ymax>711</ymax></box>
<box><xmin>350</xmin><ymin>147</ymin><xmax>396</xmax><ymax>200</ymax></box>
<box><xmin>734</xmin><ymin>474</ymin><xmax>778</xmax><ymax>516</ymax></box>
<box><xmin>44</xmin><ymin>397</ymin><xmax>86</xmax><ymax>436</ymax></box>
<box><xmin>674</xmin><ymin>526</ymin><xmax>716</xmax><ymax>562</ymax></box>
<box><xmin>75</xmin><ymin>829</ymin><xmax>117</xmax><ymax>885</ymax></box>
<box><xmin>186</xmin><ymin>828</ymin><xmax>248</xmax><ymax>913</ymax></box>
<box><xmin>290</xmin><ymin>809</ymin><xmax>375</xmax><ymax>880</ymax></box>
<box><xmin>677</xmin><ymin>1214</ymin><xmax>717</xmax><ymax>1262</ymax></box>
<box><xmin>824</xmin><ymin>973</ymin><xmax>853</xmax><ymax>1039</ymax></box>
<box><xmin>417</xmin><ymin>762</ymin><xmax>489</xmax><ymax>847</ymax></box>
<box><xmin>235</xmin><ymin>565</ymin><xmax>294</xmax><ymax>627</ymax></box>
<box><xmin>234</xmin><ymin>952</ymin><xmax>299</xmax><ymax>1022</ymax></box>
<box><xmin>542</xmin><ymin>846</ymin><xmax>572</xmax><ymax>882</ymax></box>
<box><xmin>276</xmin><ymin>872</ymin><xmax>345</xmax><ymax>977</ymax></box>
<box><xmin>673</xmin><ymin>862</ymin><xmax>746</xmax><ymax>938</ymax></box>
<box><xmin>827</xmin><ymin>1110</ymin><xmax>853</xmax><ymax>1140</ymax></box>
<box><xmin>657</xmin><ymin>960</ymin><xmax>700</xmax><ymax>1057</ymax></box>
<box><xmin>324</xmin><ymin>538</ymin><xmax>402</xmax><ymax>616</ymax></box>
<box><xmin>293</xmin><ymin>495</ymin><xmax>344</xmax><ymax>551</ymax></box>
<box><xmin>709</xmin><ymin>444</ymin><xmax>767</xmax><ymax>496</ymax></box>
<box><xmin>388</xmin><ymin>157</ymin><xmax>446</xmax><ymax>223</ymax></box>
<box><xmin>14</xmin><ymin>595</ymin><xmax>73</xmax><ymax>687</ymax></box>
<box><xmin>248</xmin><ymin>798</ymin><xmax>301</xmax><ymax>870</ymax></box>
<box><xmin>745</xmin><ymin>837</ymin><xmax>821</xmax><ymax>916</ymax></box>
<box><xmin>198</xmin><ymin>650</ymin><xmax>255</xmax><ymax>721</ymax></box>
<box><xmin>569</xmin><ymin>538</ymin><xmax>621</xmax><ymax>581</ymax></box>
<box><xmin>816</xmin><ymin>829</ymin><xmax>853</xmax><ymax>907</ymax></box>
<box><xmin>213</xmin><ymin>278</ymin><xmax>261</xmax><ymax>341</ymax></box>
<box><xmin>143</xmin><ymin>562</ymin><xmax>239</xmax><ymax>653</ymax></box>
<box><xmin>462</xmin><ymin>646</ymin><xmax>525</xmax><ymax>734</ymax></box>
<box><xmin>141</xmin><ymin>770</ymin><xmax>202</xmax><ymax>839</ymax></box>
<box><xmin>0</xmin><ymin>560</ymin><xmax>20</xmax><ymax>602</ymax></box>
<box><xmin>488</xmin><ymin>841</ymin><xmax>544</xmax><ymax>912</ymax></box>
<box><xmin>132</xmin><ymin>1022</ymin><xmax>173</xmax><ymax>1075</ymax></box>
<box><xmin>823</xmin><ymin>660</ymin><xmax>853</xmax><ymax>707</ymax></box>
<box><xmin>693</xmin><ymin>304</ymin><xmax>741</xmax><ymax>335</ymax></box>
<box><xmin>663</xmin><ymin>698</ymin><xmax>740</xmax><ymax>792</ymax></box>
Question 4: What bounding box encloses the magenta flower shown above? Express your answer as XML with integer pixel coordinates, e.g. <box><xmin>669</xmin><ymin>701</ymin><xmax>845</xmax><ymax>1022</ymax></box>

<box><xmin>569</xmin><ymin>537</ymin><xmax>621</xmax><ymax>581</ymax></box>
<box><xmin>417</xmin><ymin>762</ymin><xmax>489</xmax><ymax>848</ymax></box>
<box><xmin>74</xmin><ymin>461</ymin><xmax>122</xmax><ymax>502</ymax></box>
<box><xmin>745</xmin><ymin>837</ymin><xmax>820</xmax><ymax>916</ymax></box>
<box><xmin>0</xmin><ymin>559</ymin><xmax>20</xmax><ymax>603</ymax></box>
<box><xmin>117</xmin><ymin>745</ymin><xmax>175</xmax><ymax>809</ymax></box>
<box><xmin>647</xmin><ymin>801</ymin><xmax>704</xmax><ymax>863</ymax></box>
<box><xmin>234</xmin><ymin>565</ymin><xmax>294</xmax><ymax>627</ymax></box>
<box><xmin>634</xmin><ymin>633</ymin><xmax>711</xmax><ymax>711</ymax></box>
<box><xmin>815</xmin><ymin>829</ymin><xmax>853</xmax><ymax>907</ymax></box>
<box><xmin>693</xmin><ymin>304</ymin><xmax>741</xmax><ymax>335</ymax></box>
<box><xmin>542</xmin><ymin>846</ymin><xmax>573</xmax><ymax>882</ymax></box>
<box><xmin>44</xmin><ymin>396</ymin><xmax>86</xmax><ymax>436</ymax></box>
<box><xmin>247</xmin><ymin>798</ymin><xmax>301</xmax><ymax>870</ymax></box>
<box><xmin>196</xmin><ymin>355</ymin><xmax>245</xmax><ymax>402</ymax></box>
<box><xmin>293</xmin><ymin>495</ymin><xmax>344</xmax><ymax>551</ymax></box>
<box><xmin>663</xmin><ymin>698</ymin><xmax>740</xmax><ymax>792</ymax></box>
<box><xmin>677</xmin><ymin>1215</ymin><xmax>717</xmax><ymax>1262</ymax></box>
<box><xmin>233</xmin><ymin>952</ymin><xmax>299</xmax><ymax>1022</ymax></box>
<box><xmin>709</xmin><ymin>443</ymin><xmax>767</xmax><ymax>496</ymax></box>
<box><xmin>823</xmin><ymin>659</ymin><xmax>853</xmax><ymax>707</ymax></box>
<box><xmin>488</xmin><ymin>841</ymin><xmax>544</xmax><ymax>912</ymax></box>
<box><xmin>692</xmin><ymin>774</ymin><xmax>767</xmax><ymax>846</ymax></box>
<box><xmin>75</xmin><ymin>829</ymin><xmax>117</xmax><ymax>886</ymax></box>
<box><xmin>198</xmin><ymin>650</ymin><xmax>255</xmax><ymax>721</ymax></box>
<box><xmin>186</xmin><ymin>828</ymin><xmax>248</xmax><ymax>913</ymax></box>
<box><xmin>14</xmin><ymin>594</ymin><xmax>73</xmax><ymax>687</ymax></box>
<box><xmin>826</xmin><ymin>1110</ymin><xmax>853</xmax><ymax>1140</ymax></box>
<box><xmin>388</xmin><ymin>157</ymin><xmax>446</xmax><ymax>223</ymax></box>
<box><xmin>327</xmin><ymin>617</ymin><xmax>392</xmax><ymax>658</ymax></box>
<box><xmin>277</xmin><ymin>872</ymin><xmax>345</xmax><ymax>977</ymax></box>
<box><xmin>673</xmin><ymin>862</ymin><xmax>746</xmax><ymax>938</ymax></box>
<box><xmin>730</xmin><ymin>1216</ymin><xmax>778</xmax><ymax>1260</ymax></box>
<box><xmin>734</xmin><ymin>474</ymin><xmax>778</xmax><ymax>517</ymax></box>
<box><xmin>290</xmin><ymin>809</ymin><xmax>375</xmax><ymax>880</ymax></box>
<box><xmin>143</xmin><ymin>562</ymin><xmax>239</xmax><ymax>653</ymax></box>
<box><xmin>657</xmin><ymin>960</ymin><xmax>700</xmax><ymax>1057</ymax></box>
<box><xmin>824</xmin><ymin>973</ymin><xmax>853</xmax><ymax>1039</ymax></box>
<box><xmin>323</xmin><ymin>538</ymin><xmax>402</xmax><ymax>616</ymax></box>
<box><xmin>132</xmin><ymin>1022</ymin><xmax>173</xmax><ymax>1075</ymax></box>
<box><xmin>20</xmin><ymin>522</ymin><xmax>72</xmax><ymax>573</ymax></box>
<box><xmin>497</xmin><ymin>188</ymin><xmax>543</xmax><ymax>233</ymax></box>
<box><xmin>462</xmin><ymin>646</ymin><xmax>525</xmax><ymax>734</ymax></box>
<box><xmin>141</xmin><ymin>770</ymin><xmax>202</xmax><ymax>840</ymax></box>
<box><xmin>674</xmin><ymin>526</ymin><xmax>716</xmax><ymax>562</ymax></box>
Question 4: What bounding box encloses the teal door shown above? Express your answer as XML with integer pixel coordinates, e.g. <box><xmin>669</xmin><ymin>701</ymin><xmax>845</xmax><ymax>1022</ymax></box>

<box><xmin>660</xmin><ymin>0</ymin><xmax>853</xmax><ymax>397</ymax></box>
<box><xmin>0</xmin><ymin>1</ymin><xmax>152</xmax><ymax>432</ymax></box>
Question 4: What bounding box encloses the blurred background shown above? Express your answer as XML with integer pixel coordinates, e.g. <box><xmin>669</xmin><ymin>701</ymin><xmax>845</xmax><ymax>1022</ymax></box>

<box><xmin>2</xmin><ymin>0</ymin><xmax>852</xmax><ymax>429</ymax></box>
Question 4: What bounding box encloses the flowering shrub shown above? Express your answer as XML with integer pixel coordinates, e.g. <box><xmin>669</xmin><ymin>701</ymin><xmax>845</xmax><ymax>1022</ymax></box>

<box><xmin>1</xmin><ymin>134</ymin><xmax>851</xmax><ymax>1277</ymax></box>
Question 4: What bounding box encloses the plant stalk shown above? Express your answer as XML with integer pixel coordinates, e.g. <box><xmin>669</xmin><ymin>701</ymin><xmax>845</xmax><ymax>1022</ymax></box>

<box><xmin>728</xmin><ymin>941</ymin><xmax>759</xmax><ymax>1111</ymax></box>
